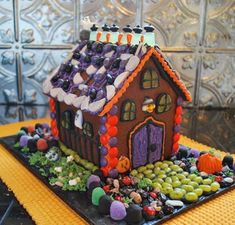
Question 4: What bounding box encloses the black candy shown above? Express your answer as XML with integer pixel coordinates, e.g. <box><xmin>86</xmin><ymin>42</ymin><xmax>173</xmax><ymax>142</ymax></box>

<box><xmin>125</xmin><ymin>204</ymin><xmax>143</xmax><ymax>224</ymax></box>
<box><xmin>96</xmin><ymin>43</ymin><xmax>103</xmax><ymax>53</ymax></box>
<box><xmin>129</xmin><ymin>45</ymin><xmax>138</xmax><ymax>54</ymax></box>
<box><xmin>111</xmin><ymin>58</ymin><xmax>121</xmax><ymax>68</ymax></box>
<box><xmin>20</xmin><ymin>127</ymin><xmax>28</xmax><ymax>134</ymax></box>
<box><xmin>35</xmin><ymin>123</ymin><xmax>43</xmax><ymax>130</ymax></box>
<box><xmin>177</xmin><ymin>148</ymin><xmax>188</xmax><ymax>160</ymax></box>
<box><xmin>87</xmin><ymin>41</ymin><xmax>93</xmax><ymax>50</ymax></box>
<box><xmin>73</xmin><ymin>52</ymin><xmax>81</xmax><ymax>60</ymax></box>
<box><xmin>95</xmin><ymin>57</ymin><xmax>104</xmax><ymax>67</ymax></box>
<box><xmin>222</xmin><ymin>155</ymin><xmax>234</xmax><ymax>168</ymax></box>
<box><xmin>84</xmin><ymin>55</ymin><xmax>91</xmax><ymax>63</ymax></box>
<box><xmin>93</xmin><ymin>169</ymin><xmax>105</xmax><ymax>182</ymax></box>
<box><xmin>89</xmin><ymin>88</ymin><xmax>97</xmax><ymax>100</ymax></box>
<box><xmin>27</xmin><ymin>139</ymin><xmax>37</xmax><ymax>153</ymax></box>
<box><xmin>51</xmin><ymin>74</ymin><xmax>60</xmax><ymax>83</ymax></box>
<box><xmin>62</xmin><ymin>80</ymin><xmax>70</xmax><ymax>91</ymax></box>
<box><xmin>98</xmin><ymin>195</ymin><xmax>112</xmax><ymax>215</ymax></box>
<box><xmin>48</xmin><ymin>139</ymin><xmax>59</xmax><ymax>148</ymax></box>
<box><xmin>162</xmin><ymin>205</ymin><xmax>174</xmax><ymax>215</ymax></box>
<box><xmin>87</xmin><ymin>181</ymin><xmax>101</xmax><ymax>200</ymax></box>
<box><xmin>200</xmin><ymin>151</ymin><xmax>207</xmax><ymax>156</ymax></box>
<box><xmin>64</xmin><ymin>64</ymin><xmax>73</xmax><ymax>73</ymax></box>
<box><xmin>158</xmin><ymin>193</ymin><xmax>167</xmax><ymax>203</ymax></box>
<box><xmin>106</xmin><ymin>74</ymin><xmax>114</xmax><ymax>84</ymax></box>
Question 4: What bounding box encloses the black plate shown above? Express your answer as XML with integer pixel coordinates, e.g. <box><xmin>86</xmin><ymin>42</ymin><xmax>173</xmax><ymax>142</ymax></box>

<box><xmin>1</xmin><ymin>135</ymin><xmax>234</xmax><ymax>225</ymax></box>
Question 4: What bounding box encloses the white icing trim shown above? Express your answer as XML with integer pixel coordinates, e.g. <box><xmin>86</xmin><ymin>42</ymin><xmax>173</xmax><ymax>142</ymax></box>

<box><xmin>57</xmin><ymin>89</ymin><xmax>67</xmax><ymax>102</ymax></box>
<box><xmin>64</xmin><ymin>93</ymin><xmax>77</xmax><ymax>105</ymax></box>
<box><xmin>73</xmin><ymin>72</ymin><xmax>84</xmax><ymax>84</ymax></box>
<box><xmin>106</xmin><ymin>85</ymin><xmax>116</xmax><ymax>100</ymax></box>
<box><xmin>114</xmin><ymin>71</ymin><xmax>130</xmax><ymax>89</ymax></box>
<box><xmin>86</xmin><ymin>65</ymin><xmax>97</xmax><ymax>76</ymax></box>
<box><xmin>125</xmin><ymin>55</ymin><xmax>140</xmax><ymax>72</ymax></box>
<box><xmin>81</xmin><ymin>96</ymin><xmax>90</xmax><ymax>110</ymax></box>
<box><xmin>120</xmin><ymin>53</ymin><xmax>132</xmax><ymax>60</ymax></box>
<box><xmin>50</xmin><ymin>88</ymin><xmax>61</xmax><ymax>98</ymax></box>
<box><xmin>96</xmin><ymin>66</ymin><xmax>106</xmax><ymax>74</ymax></box>
<box><xmin>72</xmin><ymin>95</ymin><xmax>86</xmax><ymax>108</ymax></box>
<box><xmin>105</xmin><ymin>50</ymin><xmax>114</xmax><ymax>58</ymax></box>
<box><xmin>88</xmin><ymin>98</ymin><xmax>106</xmax><ymax>113</ymax></box>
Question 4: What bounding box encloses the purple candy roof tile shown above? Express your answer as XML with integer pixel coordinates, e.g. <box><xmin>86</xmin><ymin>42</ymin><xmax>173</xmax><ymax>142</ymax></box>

<box><xmin>43</xmin><ymin>40</ymin><xmax>149</xmax><ymax>114</ymax></box>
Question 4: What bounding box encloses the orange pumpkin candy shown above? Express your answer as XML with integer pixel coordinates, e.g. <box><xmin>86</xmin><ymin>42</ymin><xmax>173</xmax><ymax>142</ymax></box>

<box><xmin>197</xmin><ymin>153</ymin><xmax>222</xmax><ymax>174</ymax></box>
<box><xmin>116</xmin><ymin>156</ymin><xmax>130</xmax><ymax>173</ymax></box>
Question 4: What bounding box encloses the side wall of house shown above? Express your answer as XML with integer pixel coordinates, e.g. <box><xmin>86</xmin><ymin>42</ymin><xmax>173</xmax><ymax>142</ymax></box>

<box><xmin>56</xmin><ymin>101</ymin><xmax>101</xmax><ymax>166</ymax></box>
<box><xmin>115</xmin><ymin>56</ymin><xmax>178</xmax><ymax>164</ymax></box>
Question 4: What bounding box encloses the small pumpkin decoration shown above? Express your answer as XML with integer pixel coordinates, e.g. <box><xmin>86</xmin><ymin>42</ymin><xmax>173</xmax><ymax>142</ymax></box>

<box><xmin>116</xmin><ymin>156</ymin><xmax>130</xmax><ymax>173</ymax></box>
<box><xmin>197</xmin><ymin>152</ymin><xmax>222</xmax><ymax>174</ymax></box>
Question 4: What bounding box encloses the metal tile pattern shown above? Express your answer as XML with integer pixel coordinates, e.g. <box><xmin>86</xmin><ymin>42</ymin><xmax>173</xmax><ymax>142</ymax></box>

<box><xmin>0</xmin><ymin>0</ymin><xmax>234</xmax><ymax>107</ymax></box>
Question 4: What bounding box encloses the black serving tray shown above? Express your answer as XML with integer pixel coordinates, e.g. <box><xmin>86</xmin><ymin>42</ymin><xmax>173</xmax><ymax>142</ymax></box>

<box><xmin>1</xmin><ymin>135</ymin><xmax>234</xmax><ymax>225</ymax></box>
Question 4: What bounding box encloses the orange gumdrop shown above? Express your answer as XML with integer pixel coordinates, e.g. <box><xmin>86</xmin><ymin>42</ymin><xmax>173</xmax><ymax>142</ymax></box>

<box><xmin>108</xmin><ymin>126</ymin><xmax>118</xmax><ymax>137</ymax></box>
<box><xmin>107</xmin><ymin>115</ymin><xmax>118</xmax><ymax>126</ymax></box>
<box><xmin>109</xmin><ymin>147</ymin><xmax>118</xmax><ymax>158</ymax></box>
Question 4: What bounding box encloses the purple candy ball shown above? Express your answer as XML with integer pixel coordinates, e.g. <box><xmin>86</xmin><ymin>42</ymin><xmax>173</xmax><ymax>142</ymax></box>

<box><xmin>108</xmin><ymin>168</ymin><xmax>118</xmax><ymax>178</ymax></box>
<box><xmin>19</xmin><ymin>135</ymin><xmax>30</xmax><ymax>147</ymax></box>
<box><xmin>100</xmin><ymin>116</ymin><xmax>107</xmax><ymax>124</ymax></box>
<box><xmin>174</xmin><ymin>124</ymin><xmax>181</xmax><ymax>133</ymax></box>
<box><xmin>100</xmin><ymin>157</ymin><xmax>108</xmax><ymax>167</ymax></box>
<box><xmin>188</xmin><ymin>148</ymin><xmax>200</xmax><ymax>158</ymax></box>
<box><xmin>50</xmin><ymin>112</ymin><xmax>56</xmax><ymax>119</ymax></box>
<box><xmin>109</xmin><ymin>105</ymin><xmax>118</xmax><ymax>115</ymax></box>
<box><xmin>42</xmin><ymin>123</ymin><xmax>49</xmax><ymax>129</ymax></box>
<box><xmin>110</xmin><ymin>201</ymin><xmax>127</xmax><ymax>221</ymax></box>
<box><xmin>99</xmin><ymin>125</ymin><xmax>107</xmax><ymax>134</ymax></box>
<box><xmin>177</xmin><ymin>96</ymin><xmax>183</xmax><ymax>106</ymax></box>
<box><xmin>109</xmin><ymin>137</ymin><xmax>118</xmax><ymax>147</ymax></box>
<box><xmin>100</xmin><ymin>146</ymin><xmax>108</xmax><ymax>155</ymax></box>
<box><xmin>233</xmin><ymin>163</ymin><xmax>235</xmax><ymax>172</ymax></box>
<box><xmin>87</xmin><ymin>175</ymin><xmax>101</xmax><ymax>189</ymax></box>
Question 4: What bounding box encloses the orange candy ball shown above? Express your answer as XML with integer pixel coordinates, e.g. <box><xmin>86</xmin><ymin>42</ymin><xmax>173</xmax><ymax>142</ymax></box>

<box><xmin>107</xmin><ymin>115</ymin><xmax>118</xmax><ymax>126</ymax></box>
<box><xmin>109</xmin><ymin>147</ymin><xmax>118</xmax><ymax>158</ymax></box>
<box><xmin>109</xmin><ymin>158</ymin><xmax>119</xmax><ymax>168</ymax></box>
<box><xmin>27</xmin><ymin>125</ymin><xmax>35</xmax><ymax>133</ymax></box>
<box><xmin>100</xmin><ymin>135</ymin><xmax>108</xmax><ymax>145</ymax></box>
<box><xmin>108</xmin><ymin>126</ymin><xmax>118</xmax><ymax>137</ymax></box>
<box><xmin>37</xmin><ymin>138</ymin><xmax>48</xmax><ymax>151</ymax></box>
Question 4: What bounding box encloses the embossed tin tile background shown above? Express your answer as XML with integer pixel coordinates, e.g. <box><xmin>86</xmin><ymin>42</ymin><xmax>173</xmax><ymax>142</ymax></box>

<box><xmin>0</xmin><ymin>0</ymin><xmax>234</xmax><ymax>107</ymax></box>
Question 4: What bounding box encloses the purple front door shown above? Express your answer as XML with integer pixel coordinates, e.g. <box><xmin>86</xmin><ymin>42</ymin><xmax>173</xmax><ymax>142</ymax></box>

<box><xmin>132</xmin><ymin>121</ymin><xmax>163</xmax><ymax>168</ymax></box>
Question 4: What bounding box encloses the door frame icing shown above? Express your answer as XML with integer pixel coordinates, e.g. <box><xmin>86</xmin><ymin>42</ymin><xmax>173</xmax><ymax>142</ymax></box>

<box><xmin>129</xmin><ymin>116</ymin><xmax>166</xmax><ymax>168</ymax></box>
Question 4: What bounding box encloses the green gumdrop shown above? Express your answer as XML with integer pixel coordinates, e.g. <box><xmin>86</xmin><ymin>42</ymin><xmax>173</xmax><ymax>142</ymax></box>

<box><xmin>92</xmin><ymin>187</ymin><xmax>105</xmax><ymax>206</ymax></box>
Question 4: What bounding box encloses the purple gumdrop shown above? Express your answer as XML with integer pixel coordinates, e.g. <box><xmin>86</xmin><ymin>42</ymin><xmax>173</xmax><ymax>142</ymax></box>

<box><xmin>108</xmin><ymin>168</ymin><xmax>118</xmax><ymax>178</ymax></box>
<box><xmin>188</xmin><ymin>148</ymin><xmax>200</xmax><ymax>158</ymax></box>
<box><xmin>50</xmin><ymin>112</ymin><xmax>56</xmax><ymax>119</ymax></box>
<box><xmin>42</xmin><ymin>123</ymin><xmax>49</xmax><ymax>129</ymax></box>
<box><xmin>100</xmin><ymin>146</ymin><xmax>108</xmax><ymax>155</ymax></box>
<box><xmin>177</xmin><ymin>96</ymin><xmax>183</xmax><ymax>106</ymax></box>
<box><xmin>174</xmin><ymin>124</ymin><xmax>181</xmax><ymax>133</ymax></box>
<box><xmin>233</xmin><ymin>163</ymin><xmax>235</xmax><ymax>172</ymax></box>
<box><xmin>100</xmin><ymin>157</ymin><xmax>108</xmax><ymax>167</ymax></box>
<box><xmin>99</xmin><ymin>125</ymin><xmax>107</xmax><ymax>134</ymax></box>
<box><xmin>109</xmin><ymin>105</ymin><xmax>118</xmax><ymax>115</ymax></box>
<box><xmin>109</xmin><ymin>137</ymin><xmax>118</xmax><ymax>147</ymax></box>
<box><xmin>110</xmin><ymin>201</ymin><xmax>127</xmax><ymax>221</ymax></box>
<box><xmin>19</xmin><ymin>135</ymin><xmax>30</xmax><ymax>147</ymax></box>
<box><xmin>100</xmin><ymin>116</ymin><xmax>107</xmax><ymax>124</ymax></box>
<box><xmin>87</xmin><ymin>175</ymin><xmax>101</xmax><ymax>189</ymax></box>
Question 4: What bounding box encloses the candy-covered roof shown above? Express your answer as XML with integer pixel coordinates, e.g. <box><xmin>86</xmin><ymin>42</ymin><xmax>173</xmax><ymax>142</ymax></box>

<box><xmin>43</xmin><ymin>26</ymin><xmax>191</xmax><ymax>115</ymax></box>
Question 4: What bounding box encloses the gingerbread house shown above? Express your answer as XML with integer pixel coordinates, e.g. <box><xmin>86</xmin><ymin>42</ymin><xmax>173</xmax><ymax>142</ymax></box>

<box><xmin>42</xmin><ymin>24</ymin><xmax>192</xmax><ymax>176</ymax></box>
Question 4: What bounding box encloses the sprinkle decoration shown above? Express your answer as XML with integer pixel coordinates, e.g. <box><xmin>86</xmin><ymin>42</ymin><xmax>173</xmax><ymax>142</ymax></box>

<box><xmin>172</xmin><ymin>97</ymin><xmax>183</xmax><ymax>154</ymax></box>
<box><xmin>99</xmin><ymin>105</ymin><xmax>119</xmax><ymax>176</ymax></box>
<box><xmin>49</xmin><ymin>98</ymin><xmax>59</xmax><ymax>138</ymax></box>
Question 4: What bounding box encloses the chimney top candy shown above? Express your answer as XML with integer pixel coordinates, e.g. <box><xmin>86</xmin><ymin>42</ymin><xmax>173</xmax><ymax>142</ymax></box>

<box><xmin>123</xmin><ymin>25</ymin><xmax>132</xmax><ymax>33</ymax></box>
<box><xmin>110</xmin><ymin>24</ymin><xmax>119</xmax><ymax>32</ymax></box>
<box><xmin>89</xmin><ymin>24</ymin><xmax>99</xmax><ymax>41</ymax></box>
<box><xmin>144</xmin><ymin>24</ymin><xmax>154</xmax><ymax>32</ymax></box>
<box><xmin>143</xmin><ymin>24</ymin><xmax>155</xmax><ymax>46</ymax></box>
<box><xmin>102</xmin><ymin>24</ymin><xmax>110</xmax><ymax>31</ymax></box>
<box><xmin>133</xmin><ymin>25</ymin><xmax>143</xmax><ymax>34</ymax></box>
<box><xmin>90</xmin><ymin>24</ymin><xmax>99</xmax><ymax>31</ymax></box>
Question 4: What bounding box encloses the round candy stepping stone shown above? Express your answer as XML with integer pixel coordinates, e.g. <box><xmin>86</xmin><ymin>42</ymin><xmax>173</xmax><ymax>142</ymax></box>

<box><xmin>110</xmin><ymin>201</ymin><xmax>126</xmax><ymax>221</ymax></box>
<box><xmin>98</xmin><ymin>195</ymin><xmax>112</xmax><ymax>215</ymax></box>
<box><xmin>91</xmin><ymin>187</ymin><xmax>105</xmax><ymax>206</ymax></box>
<box><xmin>87</xmin><ymin>175</ymin><xmax>101</xmax><ymax>189</ymax></box>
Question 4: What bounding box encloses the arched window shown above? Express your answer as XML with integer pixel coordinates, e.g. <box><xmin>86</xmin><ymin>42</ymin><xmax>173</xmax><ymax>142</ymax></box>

<box><xmin>156</xmin><ymin>93</ymin><xmax>172</xmax><ymax>114</ymax></box>
<box><xmin>141</xmin><ymin>69</ymin><xmax>159</xmax><ymax>89</ymax></box>
<box><xmin>83</xmin><ymin>122</ymin><xmax>93</xmax><ymax>137</ymax></box>
<box><xmin>121</xmin><ymin>100</ymin><xmax>136</xmax><ymax>121</ymax></box>
<box><xmin>62</xmin><ymin>110</ymin><xmax>74</xmax><ymax>129</ymax></box>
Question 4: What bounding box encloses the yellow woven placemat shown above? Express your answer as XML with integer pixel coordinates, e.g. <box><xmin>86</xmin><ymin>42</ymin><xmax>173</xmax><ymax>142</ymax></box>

<box><xmin>0</xmin><ymin>119</ymin><xmax>234</xmax><ymax>225</ymax></box>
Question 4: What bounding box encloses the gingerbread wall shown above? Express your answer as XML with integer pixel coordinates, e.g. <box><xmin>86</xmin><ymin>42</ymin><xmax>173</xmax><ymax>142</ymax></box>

<box><xmin>115</xmin><ymin>56</ymin><xmax>178</xmax><ymax>165</ymax></box>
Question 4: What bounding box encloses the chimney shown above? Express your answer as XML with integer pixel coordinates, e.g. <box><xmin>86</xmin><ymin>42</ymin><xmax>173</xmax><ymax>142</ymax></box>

<box><xmin>132</xmin><ymin>25</ymin><xmax>143</xmax><ymax>45</ymax></box>
<box><xmin>144</xmin><ymin>24</ymin><xmax>155</xmax><ymax>46</ymax></box>
<box><xmin>122</xmin><ymin>25</ymin><xmax>132</xmax><ymax>44</ymax></box>
<box><xmin>109</xmin><ymin>24</ymin><xmax>119</xmax><ymax>43</ymax></box>
<box><xmin>100</xmin><ymin>24</ymin><xmax>110</xmax><ymax>42</ymax></box>
<box><xmin>89</xmin><ymin>24</ymin><xmax>99</xmax><ymax>41</ymax></box>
